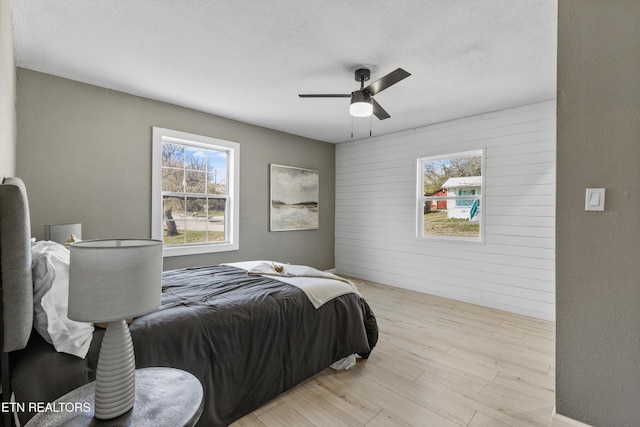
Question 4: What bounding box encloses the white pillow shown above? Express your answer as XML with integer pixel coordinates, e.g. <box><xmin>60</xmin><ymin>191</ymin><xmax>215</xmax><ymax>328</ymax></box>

<box><xmin>31</xmin><ymin>240</ymin><xmax>94</xmax><ymax>358</ymax></box>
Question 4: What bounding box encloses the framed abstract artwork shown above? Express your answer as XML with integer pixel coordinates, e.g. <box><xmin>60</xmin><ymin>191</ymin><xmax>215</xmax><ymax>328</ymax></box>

<box><xmin>270</xmin><ymin>164</ymin><xmax>319</xmax><ymax>231</ymax></box>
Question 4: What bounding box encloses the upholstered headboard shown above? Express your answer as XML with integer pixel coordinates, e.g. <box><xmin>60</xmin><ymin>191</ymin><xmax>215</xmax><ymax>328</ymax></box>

<box><xmin>0</xmin><ymin>177</ymin><xmax>33</xmax><ymax>353</ymax></box>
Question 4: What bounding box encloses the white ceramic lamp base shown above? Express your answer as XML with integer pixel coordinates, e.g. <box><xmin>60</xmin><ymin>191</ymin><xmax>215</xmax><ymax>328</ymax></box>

<box><xmin>95</xmin><ymin>319</ymin><xmax>136</xmax><ymax>419</ymax></box>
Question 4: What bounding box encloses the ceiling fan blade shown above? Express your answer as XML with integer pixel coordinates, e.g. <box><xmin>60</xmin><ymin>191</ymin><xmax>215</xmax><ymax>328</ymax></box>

<box><xmin>364</xmin><ymin>68</ymin><xmax>411</xmax><ymax>96</ymax></box>
<box><xmin>372</xmin><ymin>98</ymin><xmax>390</xmax><ymax>120</ymax></box>
<box><xmin>298</xmin><ymin>94</ymin><xmax>351</xmax><ymax>98</ymax></box>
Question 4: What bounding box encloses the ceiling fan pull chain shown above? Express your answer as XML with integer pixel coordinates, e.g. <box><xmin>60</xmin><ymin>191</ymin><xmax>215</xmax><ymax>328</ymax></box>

<box><xmin>351</xmin><ymin>116</ymin><xmax>354</xmax><ymax>139</ymax></box>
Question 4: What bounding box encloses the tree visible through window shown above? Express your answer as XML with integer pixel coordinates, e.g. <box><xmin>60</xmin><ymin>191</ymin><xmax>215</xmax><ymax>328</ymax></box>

<box><xmin>417</xmin><ymin>150</ymin><xmax>483</xmax><ymax>241</ymax></box>
<box><xmin>152</xmin><ymin>128</ymin><xmax>239</xmax><ymax>256</ymax></box>
<box><xmin>161</xmin><ymin>142</ymin><xmax>228</xmax><ymax>245</ymax></box>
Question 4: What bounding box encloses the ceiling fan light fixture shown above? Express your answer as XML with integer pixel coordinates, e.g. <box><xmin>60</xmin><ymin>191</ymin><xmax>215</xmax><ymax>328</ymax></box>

<box><xmin>349</xmin><ymin>91</ymin><xmax>373</xmax><ymax>117</ymax></box>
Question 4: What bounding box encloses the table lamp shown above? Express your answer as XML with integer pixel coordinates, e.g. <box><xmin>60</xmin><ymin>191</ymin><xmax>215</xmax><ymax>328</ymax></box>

<box><xmin>68</xmin><ymin>239</ymin><xmax>163</xmax><ymax>419</ymax></box>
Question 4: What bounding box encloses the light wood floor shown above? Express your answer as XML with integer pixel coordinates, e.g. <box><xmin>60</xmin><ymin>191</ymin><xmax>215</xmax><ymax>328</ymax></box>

<box><xmin>232</xmin><ymin>278</ymin><xmax>555</xmax><ymax>427</ymax></box>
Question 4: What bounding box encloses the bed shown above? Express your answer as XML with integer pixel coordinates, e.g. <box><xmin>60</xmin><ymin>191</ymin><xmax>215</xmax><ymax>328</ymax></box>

<box><xmin>0</xmin><ymin>177</ymin><xmax>378</xmax><ymax>427</ymax></box>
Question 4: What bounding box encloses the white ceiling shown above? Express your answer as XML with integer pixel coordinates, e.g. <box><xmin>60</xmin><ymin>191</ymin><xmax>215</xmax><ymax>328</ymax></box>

<box><xmin>12</xmin><ymin>0</ymin><xmax>557</xmax><ymax>144</ymax></box>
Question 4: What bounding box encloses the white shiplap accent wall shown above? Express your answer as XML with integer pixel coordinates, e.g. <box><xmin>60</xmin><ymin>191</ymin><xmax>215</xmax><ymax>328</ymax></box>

<box><xmin>335</xmin><ymin>101</ymin><xmax>556</xmax><ymax>320</ymax></box>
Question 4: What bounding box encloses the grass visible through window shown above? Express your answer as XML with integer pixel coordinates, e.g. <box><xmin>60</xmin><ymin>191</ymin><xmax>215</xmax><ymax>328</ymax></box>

<box><xmin>424</xmin><ymin>211</ymin><xmax>479</xmax><ymax>238</ymax></box>
<box><xmin>164</xmin><ymin>230</ymin><xmax>225</xmax><ymax>245</ymax></box>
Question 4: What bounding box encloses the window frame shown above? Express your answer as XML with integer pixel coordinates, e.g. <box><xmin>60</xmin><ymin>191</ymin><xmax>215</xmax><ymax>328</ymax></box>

<box><xmin>416</xmin><ymin>149</ymin><xmax>485</xmax><ymax>243</ymax></box>
<box><xmin>152</xmin><ymin>127</ymin><xmax>240</xmax><ymax>257</ymax></box>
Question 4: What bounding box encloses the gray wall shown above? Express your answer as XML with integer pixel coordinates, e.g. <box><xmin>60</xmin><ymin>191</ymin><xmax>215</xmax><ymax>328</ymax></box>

<box><xmin>16</xmin><ymin>69</ymin><xmax>335</xmax><ymax>270</ymax></box>
<box><xmin>0</xmin><ymin>0</ymin><xmax>16</xmax><ymax>179</ymax></box>
<box><xmin>557</xmin><ymin>1</ymin><xmax>640</xmax><ymax>425</ymax></box>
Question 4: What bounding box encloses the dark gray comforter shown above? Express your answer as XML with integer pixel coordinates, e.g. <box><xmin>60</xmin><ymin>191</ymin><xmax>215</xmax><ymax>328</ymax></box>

<box><xmin>12</xmin><ymin>265</ymin><xmax>378</xmax><ymax>426</ymax></box>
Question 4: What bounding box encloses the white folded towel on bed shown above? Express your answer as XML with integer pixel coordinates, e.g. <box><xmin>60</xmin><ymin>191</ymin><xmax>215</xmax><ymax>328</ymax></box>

<box><xmin>223</xmin><ymin>261</ymin><xmax>359</xmax><ymax>309</ymax></box>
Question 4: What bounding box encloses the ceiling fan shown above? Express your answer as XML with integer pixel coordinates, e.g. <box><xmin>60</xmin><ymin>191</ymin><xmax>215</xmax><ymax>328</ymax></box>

<box><xmin>299</xmin><ymin>67</ymin><xmax>411</xmax><ymax>120</ymax></box>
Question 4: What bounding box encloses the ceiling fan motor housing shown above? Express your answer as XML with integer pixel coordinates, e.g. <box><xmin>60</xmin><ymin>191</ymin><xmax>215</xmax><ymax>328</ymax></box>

<box><xmin>351</xmin><ymin>90</ymin><xmax>371</xmax><ymax>103</ymax></box>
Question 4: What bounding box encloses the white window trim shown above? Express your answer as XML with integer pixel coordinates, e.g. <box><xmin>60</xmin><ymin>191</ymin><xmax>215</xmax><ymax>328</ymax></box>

<box><xmin>416</xmin><ymin>149</ymin><xmax>485</xmax><ymax>243</ymax></box>
<box><xmin>152</xmin><ymin>127</ymin><xmax>240</xmax><ymax>257</ymax></box>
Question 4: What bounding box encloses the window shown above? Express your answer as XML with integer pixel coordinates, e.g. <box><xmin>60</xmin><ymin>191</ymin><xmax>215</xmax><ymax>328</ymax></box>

<box><xmin>152</xmin><ymin>127</ymin><xmax>239</xmax><ymax>256</ymax></box>
<box><xmin>416</xmin><ymin>149</ymin><xmax>484</xmax><ymax>242</ymax></box>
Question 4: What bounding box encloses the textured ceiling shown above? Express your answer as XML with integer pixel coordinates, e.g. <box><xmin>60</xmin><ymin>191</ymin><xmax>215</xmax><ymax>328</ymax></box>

<box><xmin>12</xmin><ymin>0</ymin><xmax>557</xmax><ymax>143</ymax></box>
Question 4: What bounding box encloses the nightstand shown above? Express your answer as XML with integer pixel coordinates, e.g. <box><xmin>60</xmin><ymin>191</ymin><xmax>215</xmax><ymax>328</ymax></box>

<box><xmin>25</xmin><ymin>367</ymin><xmax>203</xmax><ymax>427</ymax></box>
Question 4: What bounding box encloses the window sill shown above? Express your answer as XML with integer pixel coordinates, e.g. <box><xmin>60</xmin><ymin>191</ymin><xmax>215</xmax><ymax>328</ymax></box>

<box><xmin>416</xmin><ymin>234</ymin><xmax>484</xmax><ymax>244</ymax></box>
<box><xmin>162</xmin><ymin>242</ymin><xmax>239</xmax><ymax>257</ymax></box>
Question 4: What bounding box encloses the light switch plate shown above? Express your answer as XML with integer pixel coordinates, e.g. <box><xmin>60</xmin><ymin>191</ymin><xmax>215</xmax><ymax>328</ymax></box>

<box><xmin>585</xmin><ymin>188</ymin><xmax>605</xmax><ymax>211</ymax></box>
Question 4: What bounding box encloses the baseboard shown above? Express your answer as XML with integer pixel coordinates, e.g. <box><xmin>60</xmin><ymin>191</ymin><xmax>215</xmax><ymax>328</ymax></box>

<box><xmin>552</xmin><ymin>407</ymin><xmax>593</xmax><ymax>427</ymax></box>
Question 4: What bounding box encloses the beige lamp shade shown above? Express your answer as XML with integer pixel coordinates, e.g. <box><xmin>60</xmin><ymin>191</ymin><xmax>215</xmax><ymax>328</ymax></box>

<box><xmin>68</xmin><ymin>239</ymin><xmax>163</xmax><ymax>323</ymax></box>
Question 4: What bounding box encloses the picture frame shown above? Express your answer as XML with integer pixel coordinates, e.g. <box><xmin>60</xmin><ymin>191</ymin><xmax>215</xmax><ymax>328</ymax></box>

<box><xmin>270</xmin><ymin>164</ymin><xmax>319</xmax><ymax>231</ymax></box>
